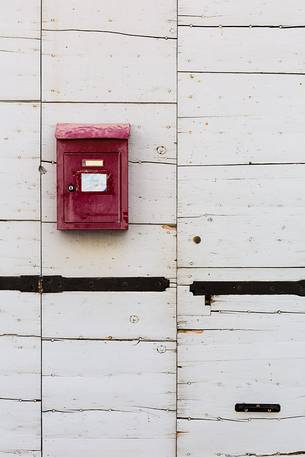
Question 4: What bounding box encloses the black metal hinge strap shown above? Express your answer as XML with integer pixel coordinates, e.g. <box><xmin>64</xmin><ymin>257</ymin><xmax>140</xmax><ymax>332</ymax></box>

<box><xmin>0</xmin><ymin>276</ymin><xmax>169</xmax><ymax>293</ymax></box>
<box><xmin>190</xmin><ymin>280</ymin><xmax>305</xmax><ymax>297</ymax></box>
<box><xmin>42</xmin><ymin>276</ymin><xmax>170</xmax><ymax>293</ymax></box>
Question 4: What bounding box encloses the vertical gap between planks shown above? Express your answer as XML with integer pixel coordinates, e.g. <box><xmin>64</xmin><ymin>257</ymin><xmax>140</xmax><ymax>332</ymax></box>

<box><xmin>175</xmin><ymin>0</ymin><xmax>179</xmax><ymax>455</ymax></box>
<box><xmin>39</xmin><ymin>0</ymin><xmax>43</xmax><ymax>455</ymax></box>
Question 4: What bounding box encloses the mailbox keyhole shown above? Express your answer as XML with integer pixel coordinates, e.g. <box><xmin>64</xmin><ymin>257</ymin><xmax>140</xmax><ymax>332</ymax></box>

<box><xmin>68</xmin><ymin>184</ymin><xmax>75</xmax><ymax>192</ymax></box>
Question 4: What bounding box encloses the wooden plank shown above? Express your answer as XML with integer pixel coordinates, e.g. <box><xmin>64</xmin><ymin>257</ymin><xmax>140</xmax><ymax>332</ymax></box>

<box><xmin>210</xmin><ymin>295</ymin><xmax>305</xmax><ymax>313</ymax></box>
<box><xmin>178</xmin><ymin>315</ymin><xmax>305</xmax><ymax>419</ymax></box>
<box><xmin>0</xmin><ymin>401</ymin><xmax>40</xmax><ymax>456</ymax></box>
<box><xmin>42</xmin><ymin>223</ymin><xmax>176</xmax><ymax>278</ymax></box>
<box><xmin>42</xmin><ymin>161</ymin><xmax>175</xmax><ymax>224</ymax></box>
<box><xmin>178</xmin><ymin>28</ymin><xmax>305</xmax><ymax>73</ymax></box>
<box><xmin>43</xmin><ymin>289</ymin><xmax>176</xmax><ymax>340</ymax></box>
<box><xmin>0</xmin><ymin>336</ymin><xmax>40</xmax><ymax>400</ymax></box>
<box><xmin>178</xmin><ymin>73</ymin><xmax>305</xmax><ymax>165</ymax></box>
<box><xmin>0</xmin><ymin>38</ymin><xmax>39</xmax><ymax>100</ymax></box>
<box><xmin>44</xmin><ymin>409</ymin><xmax>175</xmax><ymax>457</ymax></box>
<box><xmin>179</xmin><ymin>165</ymin><xmax>305</xmax><ymax>217</ymax></box>
<box><xmin>42</xmin><ymin>103</ymin><xmax>176</xmax><ymax>164</ymax></box>
<box><xmin>178</xmin><ymin>165</ymin><xmax>305</xmax><ymax>268</ymax></box>
<box><xmin>177</xmin><ymin>417</ymin><xmax>305</xmax><ymax>457</ymax></box>
<box><xmin>0</xmin><ymin>292</ymin><xmax>40</xmax><ymax>336</ymax></box>
<box><xmin>178</xmin><ymin>294</ymin><xmax>305</xmax><ymax>328</ymax></box>
<box><xmin>43</xmin><ymin>339</ymin><xmax>175</xmax><ymax>410</ymax></box>
<box><xmin>43</xmin><ymin>31</ymin><xmax>176</xmax><ymax>102</ymax></box>
<box><xmin>0</xmin><ymin>0</ymin><xmax>40</xmax><ymax>38</ymax></box>
<box><xmin>178</xmin><ymin>267</ymin><xmax>305</xmax><ymax>285</ymax></box>
<box><xmin>43</xmin><ymin>0</ymin><xmax>176</xmax><ymax>38</ymax></box>
<box><xmin>0</xmin><ymin>222</ymin><xmax>40</xmax><ymax>275</ymax></box>
<box><xmin>0</xmin><ymin>103</ymin><xmax>39</xmax><ymax>219</ymax></box>
<box><xmin>178</xmin><ymin>0</ymin><xmax>305</xmax><ymax>26</ymax></box>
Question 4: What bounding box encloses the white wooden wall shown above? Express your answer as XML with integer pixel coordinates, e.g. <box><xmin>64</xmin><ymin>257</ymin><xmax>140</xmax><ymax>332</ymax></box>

<box><xmin>178</xmin><ymin>1</ymin><xmax>305</xmax><ymax>456</ymax></box>
<box><xmin>1</xmin><ymin>1</ymin><xmax>305</xmax><ymax>456</ymax></box>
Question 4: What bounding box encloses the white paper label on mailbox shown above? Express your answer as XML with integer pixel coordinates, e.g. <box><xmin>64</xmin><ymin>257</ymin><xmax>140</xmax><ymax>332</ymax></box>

<box><xmin>81</xmin><ymin>173</ymin><xmax>107</xmax><ymax>192</ymax></box>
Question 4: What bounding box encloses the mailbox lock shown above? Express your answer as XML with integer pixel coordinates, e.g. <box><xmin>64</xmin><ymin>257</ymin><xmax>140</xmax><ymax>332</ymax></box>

<box><xmin>68</xmin><ymin>184</ymin><xmax>75</xmax><ymax>192</ymax></box>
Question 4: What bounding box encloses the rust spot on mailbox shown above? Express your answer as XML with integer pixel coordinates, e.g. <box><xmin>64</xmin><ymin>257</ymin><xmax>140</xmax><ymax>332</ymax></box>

<box><xmin>56</xmin><ymin>123</ymin><xmax>130</xmax><ymax>230</ymax></box>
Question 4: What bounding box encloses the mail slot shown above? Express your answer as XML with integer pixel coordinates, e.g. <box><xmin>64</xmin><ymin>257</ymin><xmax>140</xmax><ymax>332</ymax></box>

<box><xmin>56</xmin><ymin>123</ymin><xmax>130</xmax><ymax>230</ymax></box>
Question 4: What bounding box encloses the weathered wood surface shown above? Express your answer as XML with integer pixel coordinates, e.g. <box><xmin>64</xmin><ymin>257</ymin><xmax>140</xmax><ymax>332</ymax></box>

<box><xmin>43</xmin><ymin>289</ymin><xmax>176</xmax><ymax>340</ymax></box>
<box><xmin>0</xmin><ymin>37</ymin><xmax>39</xmax><ymax>101</ymax></box>
<box><xmin>178</xmin><ymin>164</ymin><xmax>305</xmax><ymax>268</ymax></box>
<box><xmin>0</xmin><ymin>292</ymin><xmax>40</xmax><ymax>336</ymax></box>
<box><xmin>44</xmin><ymin>409</ymin><xmax>175</xmax><ymax>457</ymax></box>
<box><xmin>179</xmin><ymin>28</ymin><xmax>305</xmax><ymax>73</ymax></box>
<box><xmin>42</xmin><ymin>223</ymin><xmax>176</xmax><ymax>278</ymax></box>
<box><xmin>178</xmin><ymin>0</ymin><xmax>305</xmax><ymax>26</ymax></box>
<box><xmin>0</xmin><ymin>401</ymin><xmax>40</xmax><ymax>457</ymax></box>
<box><xmin>178</xmin><ymin>73</ymin><xmax>305</xmax><ymax>165</ymax></box>
<box><xmin>179</xmin><ymin>316</ymin><xmax>305</xmax><ymax>418</ymax></box>
<box><xmin>178</xmin><ymin>293</ymin><xmax>305</xmax><ymax>328</ymax></box>
<box><xmin>43</xmin><ymin>339</ymin><xmax>175</xmax><ymax>410</ymax></box>
<box><xmin>43</xmin><ymin>31</ymin><xmax>176</xmax><ymax>102</ymax></box>
<box><xmin>177</xmin><ymin>417</ymin><xmax>305</xmax><ymax>457</ymax></box>
<box><xmin>42</xmin><ymin>103</ymin><xmax>176</xmax><ymax>164</ymax></box>
<box><xmin>0</xmin><ymin>222</ymin><xmax>40</xmax><ymax>275</ymax></box>
<box><xmin>43</xmin><ymin>0</ymin><xmax>176</xmax><ymax>37</ymax></box>
<box><xmin>0</xmin><ymin>103</ymin><xmax>39</xmax><ymax>219</ymax></box>
<box><xmin>0</xmin><ymin>336</ymin><xmax>40</xmax><ymax>400</ymax></box>
<box><xmin>42</xmin><ymin>161</ymin><xmax>176</xmax><ymax>224</ymax></box>
<box><xmin>178</xmin><ymin>267</ymin><xmax>305</xmax><ymax>285</ymax></box>
<box><xmin>0</xmin><ymin>0</ymin><xmax>40</xmax><ymax>38</ymax></box>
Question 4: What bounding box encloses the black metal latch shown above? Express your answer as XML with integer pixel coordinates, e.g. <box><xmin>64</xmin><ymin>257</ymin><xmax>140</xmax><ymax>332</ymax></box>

<box><xmin>235</xmin><ymin>403</ymin><xmax>281</xmax><ymax>413</ymax></box>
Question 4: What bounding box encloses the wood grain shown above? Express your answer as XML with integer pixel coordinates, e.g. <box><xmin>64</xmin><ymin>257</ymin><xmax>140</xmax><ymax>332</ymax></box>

<box><xmin>179</xmin><ymin>27</ymin><xmax>305</xmax><ymax>73</ymax></box>
<box><xmin>43</xmin><ymin>31</ymin><xmax>176</xmax><ymax>102</ymax></box>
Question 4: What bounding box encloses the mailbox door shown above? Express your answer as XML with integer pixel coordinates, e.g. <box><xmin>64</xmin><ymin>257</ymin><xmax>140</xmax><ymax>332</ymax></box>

<box><xmin>63</xmin><ymin>152</ymin><xmax>120</xmax><ymax>224</ymax></box>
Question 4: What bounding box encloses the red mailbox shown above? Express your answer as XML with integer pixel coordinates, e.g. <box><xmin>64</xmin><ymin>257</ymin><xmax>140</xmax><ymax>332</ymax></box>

<box><xmin>56</xmin><ymin>123</ymin><xmax>130</xmax><ymax>230</ymax></box>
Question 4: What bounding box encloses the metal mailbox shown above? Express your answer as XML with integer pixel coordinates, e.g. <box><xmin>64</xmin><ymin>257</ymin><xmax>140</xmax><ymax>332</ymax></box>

<box><xmin>56</xmin><ymin>123</ymin><xmax>130</xmax><ymax>230</ymax></box>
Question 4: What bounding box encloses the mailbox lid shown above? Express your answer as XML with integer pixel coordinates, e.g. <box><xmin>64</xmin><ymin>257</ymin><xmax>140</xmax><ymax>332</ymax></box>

<box><xmin>55</xmin><ymin>123</ymin><xmax>130</xmax><ymax>140</ymax></box>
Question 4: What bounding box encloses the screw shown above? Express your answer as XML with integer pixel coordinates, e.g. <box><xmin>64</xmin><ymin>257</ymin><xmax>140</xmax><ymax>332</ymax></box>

<box><xmin>157</xmin><ymin>145</ymin><xmax>166</xmax><ymax>155</ymax></box>
<box><xmin>157</xmin><ymin>345</ymin><xmax>166</xmax><ymax>354</ymax></box>
<box><xmin>129</xmin><ymin>315</ymin><xmax>139</xmax><ymax>324</ymax></box>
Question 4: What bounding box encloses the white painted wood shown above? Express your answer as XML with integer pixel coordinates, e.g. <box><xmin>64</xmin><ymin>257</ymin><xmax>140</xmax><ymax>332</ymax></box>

<box><xmin>0</xmin><ymin>336</ymin><xmax>40</xmax><ymax>399</ymax></box>
<box><xmin>179</xmin><ymin>316</ymin><xmax>305</xmax><ymax>421</ymax></box>
<box><xmin>43</xmin><ymin>289</ymin><xmax>175</xmax><ymax>340</ymax></box>
<box><xmin>179</xmin><ymin>165</ymin><xmax>305</xmax><ymax>217</ymax></box>
<box><xmin>0</xmin><ymin>401</ymin><xmax>40</xmax><ymax>456</ymax></box>
<box><xmin>43</xmin><ymin>340</ymin><xmax>175</xmax><ymax>410</ymax></box>
<box><xmin>178</xmin><ymin>267</ymin><xmax>305</xmax><ymax>285</ymax></box>
<box><xmin>42</xmin><ymin>161</ymin><xmax>176</xmax><ymax>224</ymax></box>
<box><xmin>42</xmin><ymin>223</ymin><xmax>176</xmax><ymax>278</ymax></box>
<box><xmin>0</xmin><ymin>222</ymin><xmax>40</xmax><ymax>275</ymax></box>
<box><xmin>178</xmin><ymin>417</ymin><xmax>305</xmax><ymax>457</ymax></box>
<box><xmin>210</xmin><ymin>295</ymin><xmax>305</xmax><ymax>313</ymax></box>
<box><xmin>178</xmin><ymin>73</ymin><xmax>305</xmax><ymax>165</ymax></box>
<box><xmin>0</xmin><ymin>0</ymin><xmax>40</xmax><ymax>38</ymax></box>
<box><xmin>43</xmin><ymin>0</ymin><xmax>176</xmax><ymax>38</ymax></box>
<box><xmin>178</xmin><ymin>165</ymin><xmax>305</xmax><ymax>268</ymax></box>
<box><xmin>43</xmin><ymin>31</ymin><xmax>176</xmax><ymax>102</ymax></box>
<box><xmin>0</xmin><ymin>38</ymin><xmax>39</xmax><ymax>100</ymax></box>
<box><xmin>42</xmin><ymin>103</ymin><xmax>176</xmax><ymax>164</ymax></box>
<box><xmin>0</xmin><ymin>103</ymin><xmax>39</xmax><ymax>218</ymax></box>
<box><xmin>0</xmin><ymin>292</ymin><xmax>40</xmax><ymax>336</ymax></box>
<box><xmin>179</xmin><ymin>28</ymin><xmax>305</xmax><ymax>73</ymax></box>
<box><xmin>179</xmin><ymin>211</ymin><xmax>305</xmax><ymax>267</ymax></box>
<box><xmin>44</xmin><ymin>409</ymin><xmax>175</xmax><ymax>457</ymax></box>
<box><xmin>178</xmin><ymin>0</ymin><xmax>305</xmax><ymax>26</ymax></box>
<box><xmin>177</xmin><ymin>286</ymin><xmax>210</xmax><ymax>330</ymax></box>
